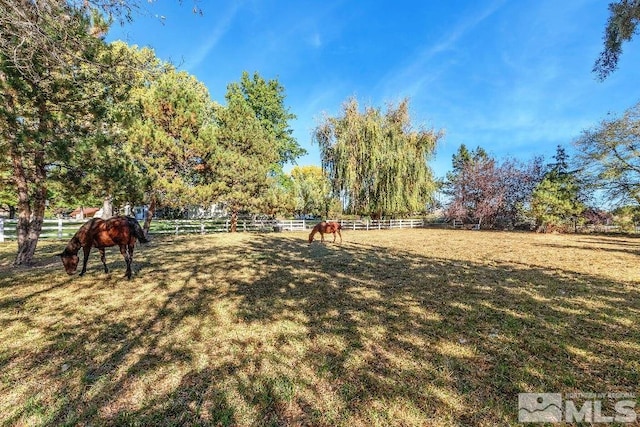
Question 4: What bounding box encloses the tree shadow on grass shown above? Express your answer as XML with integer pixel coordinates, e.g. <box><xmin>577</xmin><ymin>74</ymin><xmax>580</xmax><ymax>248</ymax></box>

<box><xmin>1</xmin><ymin>233</ymin><xmax>638</xmax><ymax>426</ymax></box>
<box><xmin>230</xmin><ymin>236</ymin><xmax>639</xmax><ymax>424</ymax></box>
<box><xmin>534</xmin><ymin>241</ymin><xmax>640</xmax><ymax>257</ymax></box>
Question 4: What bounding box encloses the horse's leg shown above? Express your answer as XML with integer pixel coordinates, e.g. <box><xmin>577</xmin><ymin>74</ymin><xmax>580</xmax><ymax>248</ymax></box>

<box><xmin>337</xmin><ymin>229</ymin><xmax>342</xmax><ymax>243</ymax></box>
<box><xmin>119</xmin><ymin>244</ymin><xmax>132</xmax><ymax>279</ymax></box>
<box><xmin>320</xmin><ymin>231</ymin><xmax>325</xmax><ymax>243</ymax></box>
<box><xmin>98</xmin><ymin>248</ymin><xmax>109</xmax><ymax>273</ymax></box>
<box><xmin>128</xmin><ymin>243</ymin><xmax>135</xmax><ymax>277</ymax></box>
<box><xmin>79</xmin><ymin>246</ymin><xmax>91</xmax><ymax>276</ymax></box>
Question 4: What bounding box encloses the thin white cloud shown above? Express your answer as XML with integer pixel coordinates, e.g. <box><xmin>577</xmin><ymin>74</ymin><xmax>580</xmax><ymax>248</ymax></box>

<box><xmin>184</xmin><ymin>3</ymin><xmax>242</xmax><ymax>71</ymax></box>
<box><xmin>376</xmin><ymin>0</ymin><xmax>506</xmax><ymax>100</ymax></box>
<box><xmin>308</xmin><ymin>32</ymin><xmax>323</xmax><ymax>49</ymax></box>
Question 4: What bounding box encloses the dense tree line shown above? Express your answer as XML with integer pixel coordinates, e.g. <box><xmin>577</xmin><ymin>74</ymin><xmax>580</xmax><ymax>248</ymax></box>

<box><xmin>0</xmin><ymin>1</ymin><xmax>305</xmax><ymax>263</ymax></box>
<box><xmin>1</xmin><ymin>0</ymin><xmax>639</xmax><ymax>266</ymax></box>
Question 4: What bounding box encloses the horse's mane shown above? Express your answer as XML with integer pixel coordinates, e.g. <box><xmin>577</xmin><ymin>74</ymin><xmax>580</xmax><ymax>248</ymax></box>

<box><xmin>63</xmin><ymin>218</ymin><xmax>101</xmax><ymax>255</ymax></box>
<box><xmin>126</xmin><ymin>216</ymin><xmax>149</xmax><ymax>243</ymax></box>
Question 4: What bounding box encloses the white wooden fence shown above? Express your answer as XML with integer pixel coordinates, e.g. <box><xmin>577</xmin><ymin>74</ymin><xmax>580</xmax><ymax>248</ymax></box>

<box><xmin>0</xmin><ymin>217</ymin><xmax>435</xmax><ymax>241</ymax></box>
<box><xmin>0</xmin><ymin>218</ymin><xmax>85</xmax><ymax>242</ymax></box>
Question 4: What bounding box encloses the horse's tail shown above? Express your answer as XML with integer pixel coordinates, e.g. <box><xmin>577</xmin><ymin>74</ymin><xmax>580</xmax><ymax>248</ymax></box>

<box><xmin>129</xmin><ymin>217</ymin><xmax>149</xmax><ymax>243</ymax></box>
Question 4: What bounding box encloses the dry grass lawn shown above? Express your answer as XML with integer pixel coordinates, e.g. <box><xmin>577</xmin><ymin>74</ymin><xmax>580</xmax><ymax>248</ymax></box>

<box><xmin>0</xmin><ymin>229</ymin><xmax>638</xmax><ymax>426</ymax></box>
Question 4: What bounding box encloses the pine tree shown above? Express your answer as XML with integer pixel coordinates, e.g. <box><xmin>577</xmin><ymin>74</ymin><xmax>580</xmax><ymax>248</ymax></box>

<box><xmin>0</xmin><ymin>4</ymin><xmax>138</xmax><ymax>264</ymax></box>
<box><xmin>211</xmin><ymin>84</ymin><xmax>279</xmax><ymax>231</ymax></box>
<box><xmin>125</xmin><ymin>68</ymin><xmax>218</xmax><ymax>232</ymax></box>
<box><xmin>531</xmin><ymin>146</ymin><xmax>584</xmax><ymax>232</ymax></box>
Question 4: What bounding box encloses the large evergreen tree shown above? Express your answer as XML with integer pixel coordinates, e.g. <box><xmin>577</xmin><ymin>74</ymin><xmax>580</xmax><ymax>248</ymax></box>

<box><xmin>314</xmin><ymin>97</ymin><xmax>442</xmax><ymax>217</ymax></box>
<box><xmin>593</xmin><ymin>0</ymin><xmax>640</xmax><ymax>80</ymax></box>
<box><xmin>125</xmin><ymin>68</ymin><xmax>217</xmax><ymax>232</ymax></box>
<box><xmin>211</xmin><ymin>83</ymin><xmax>279</xmax><ymax>231</ymax></box>
<box><xmin>0</xmin><ymin>2</ymin><xmax>139</xmax><ymax>264</ymax></box>
<box><xmin>530</xmin><ymin>146</ymin><xmax>584</xmax><ymax>232</ymax></box>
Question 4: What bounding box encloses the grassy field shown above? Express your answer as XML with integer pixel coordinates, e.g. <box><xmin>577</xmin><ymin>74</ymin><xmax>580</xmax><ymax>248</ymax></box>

<box><xmin>0</xmin><ymin>229</ymin><xmax>638</xmax><ymax>426</ymax></box>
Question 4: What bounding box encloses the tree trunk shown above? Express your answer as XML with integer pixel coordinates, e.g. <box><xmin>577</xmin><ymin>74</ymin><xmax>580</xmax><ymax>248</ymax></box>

<box><xmin>102</xmin><ymin>195</ymin><xmax>113</xmax><ymax>219</ymax></box>
<box><xmin>143</xmin><ymin>194</ymin><xmax>157</xmax><ymax>237</ymax></box>
<box><xmin>13</xmin><ymin>148</ymin><xmax>47</xmax><ymax>265</ymax></box>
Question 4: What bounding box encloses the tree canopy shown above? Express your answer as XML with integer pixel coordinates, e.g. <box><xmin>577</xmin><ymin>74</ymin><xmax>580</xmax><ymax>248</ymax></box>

<box><xmin>211</xmin><ymin>82</ymin><xmax>280</xmax><ymax>230</ymax></box>
<box><xmin>444</xmin><ymin>145</ymin><xmax>544</xmax><ymax>229</ymax></box>
<box><xmin>575</xmin><ymin>101</ymin><xmax>640</xmax><ymax>205</ymax></box>
<box><xmin>314</xmin><ymin>97</ymin><xmax>442</xmax><ymax>218</ymax></box>
<box><xmin>124</xmin><ymin>65</ymin><xmax>218</xmax><ymax>230</ymax></box>
<box><xmin>593</xmin><ymin>0</ymin><xmax>640</xmax><ymax>80</ymax></box>
<box><xmin>530</xmin><ymin>147</ymin><xmax>585</xmax><ymax>231</ymax></box>
<box><xmin>290</xmin><ymin>165</ymin><xmax>333</xmax><ymax>218</ymax></box>
<box><xmin>1</xmin><ymin>2</ymin><xmax>142</xmax><ymax>264</ymax></box>
<box><xmin>234</xmin><ymin>71</ymin><xmax>305</xmax><ymax>171</ymax></box>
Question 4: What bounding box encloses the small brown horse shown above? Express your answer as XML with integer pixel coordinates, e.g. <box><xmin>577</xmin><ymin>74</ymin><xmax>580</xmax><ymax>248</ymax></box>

<box><xmin>59</xmin><ymin>216</ymin><xmax>148</xmax><ymax>279</ymax></box>
<box><xmin>308</xmin><ymin>221</ymin><xmax>342</xmax><ymax>244</ymax></box>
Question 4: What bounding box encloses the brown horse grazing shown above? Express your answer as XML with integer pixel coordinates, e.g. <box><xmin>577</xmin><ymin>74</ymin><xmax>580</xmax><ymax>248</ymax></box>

<box><xmin>308</xmin><ymin>221</ymin><xmax>342</xmax><ymax>244</ymax></box>
<box><xmin>59</xmin><ymin>216</ymin><xmax>148</xmax><ymax>279</ymax></box>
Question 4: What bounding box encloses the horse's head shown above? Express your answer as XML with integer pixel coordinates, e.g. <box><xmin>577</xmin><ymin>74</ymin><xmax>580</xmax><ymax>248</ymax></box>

<box><xmin>308</xmin><ymin>232</ymin><xmax>314</xmax><ymax>244</ymax></box>
<box><xmin>59</xmin><ymin>251</ymin><xmax>79</xmax><ymax>275</ymax></box>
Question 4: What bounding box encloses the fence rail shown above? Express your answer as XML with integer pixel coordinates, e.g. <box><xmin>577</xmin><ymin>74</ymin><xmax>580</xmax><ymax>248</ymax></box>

<box><xmin>3</xmin><ymin>218</ymin><xmax>638</xmax><ymax>242</ymax></box>
<box><xmin>0</xmin><ymin>218</ymin><xmax>443</xmax><ymax>241</ymax></box>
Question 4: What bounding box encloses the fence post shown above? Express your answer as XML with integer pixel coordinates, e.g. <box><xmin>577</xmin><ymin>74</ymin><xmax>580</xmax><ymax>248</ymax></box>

<box><xmin>201</xmin><ymin>220</ymin><xmax>205</xmax><ymax>235</ymax></box>
<box><xmin>0</xmin><ymin>218</ymin><xmax>4</xmax><ymax>243</ymax></box>
<box><xmin>58</xmin><ymin>217</ymin><xmax>63</xmax><ymax>238</ymax></box>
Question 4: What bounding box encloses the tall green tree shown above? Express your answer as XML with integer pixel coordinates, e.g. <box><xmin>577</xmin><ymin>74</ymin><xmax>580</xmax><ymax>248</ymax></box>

<box><xmin>290</xmin><ymin>165</ymin><xmax>333</xmax><ymax>218</ymax></box>
<box><xmin>45</xmin><ymin>42</ymin><xmax>164</xmax><ymax>218</ymax></box>
<box><xmin>530</xmin><ymin>146</ymin><xmax>584</xmax><ymax>232</ymax></box>
<box><xmin>593</xmin><ymin>0</ymin><xmax>640</xmax><ymax>80</ymax></box>
<box><xmin>575</xmin><ymin>101</ymin><xmax>640</xmax><ymax>205</ymax></box>
<box><xmin>211</xmin><ymin>83</ymin><xmax>279</xmax><ymax>231</ymax></box>
<box><xmin>125</xmin><ymin>68</ymin><xmax>217</xmax><ymax>232</ymax></box>
<box><xmin>261</xmin><ymin>174</ymin><xmax>296</xmax><ymax>218</ymax></box>
<box><xmin>445</xmin><ymin>144</ymin><xmax>489</xmax><ymax>181</ymax></box>
<box><xmin>0</xmin><ymin>2</ymin><xmax>138</xmax><ymax>264</ymax></box>
<box><xmin>235</xmin><ymin>71</ymin><xmax>305</xmax><ymax>170</ymax></box>
<box><xmin>314</xmin><ymin>97</ymin><xmax>442</xmax><ymax>218</ymax></box>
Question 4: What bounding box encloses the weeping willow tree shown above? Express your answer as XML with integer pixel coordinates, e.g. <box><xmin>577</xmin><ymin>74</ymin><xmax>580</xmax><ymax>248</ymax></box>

<box><xmin>314</xmin><ymin>97</ymin><xmax>443</xmax><ymax>217</ymax></box>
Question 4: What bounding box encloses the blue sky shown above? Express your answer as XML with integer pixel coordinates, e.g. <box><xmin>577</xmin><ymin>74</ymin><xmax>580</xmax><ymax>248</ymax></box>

<box><xmin>107</xmin><ymin>0</ymin><xmax>640</xmax><ymax>178</ymax></box>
